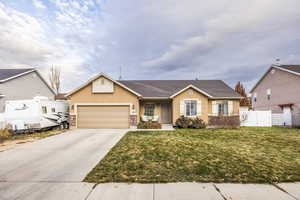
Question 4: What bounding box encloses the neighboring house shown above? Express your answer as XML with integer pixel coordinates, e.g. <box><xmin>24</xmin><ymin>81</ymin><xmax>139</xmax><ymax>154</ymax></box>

<box><xmin>250</xmin><ymin>64</ymin><xmax>300</xmax><ymax>127</ymax></box>
<box><xmin>55</xmin><ymin>93</ymin><xmax>67</xmax><ymax>100</ymax></box>
<box><xmin>66</xmin><ymin>73</ymin><xmax>241</xmax><ymax>129</ymax></box>
<box><xmin>0</xmin><ymin>68</ymin><xmax>56</xmax><ymax>112</ymax></box>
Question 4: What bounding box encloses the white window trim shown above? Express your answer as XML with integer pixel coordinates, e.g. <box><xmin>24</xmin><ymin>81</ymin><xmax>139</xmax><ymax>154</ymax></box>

<box><xmin>183</xmin><ymin>98</ymin><xmax>199</xmax><ymax>117</ymax></box>
<box><xmin>211</xmin><ymin>100</ymin><xmax>232</xmax><ymax>116</ymax></box>
<box><xmin>144</xmin><ymin>103</ymin><xmax>155</xmax><ymax>116</ymax></box>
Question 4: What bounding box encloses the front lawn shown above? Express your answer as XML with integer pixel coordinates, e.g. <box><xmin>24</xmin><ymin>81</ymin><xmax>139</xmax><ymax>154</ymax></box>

<box><xmin>84</xmin><ymin>127</ymin><xmax>300</xmax><ymax>183</ymax></box>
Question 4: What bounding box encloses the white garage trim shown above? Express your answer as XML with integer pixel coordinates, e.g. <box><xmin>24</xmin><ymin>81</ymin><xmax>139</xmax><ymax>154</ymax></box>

<box><xmin>74</xmin><ymin>103</ymin><xmax>136</xmax><ymax>128</ymax></box>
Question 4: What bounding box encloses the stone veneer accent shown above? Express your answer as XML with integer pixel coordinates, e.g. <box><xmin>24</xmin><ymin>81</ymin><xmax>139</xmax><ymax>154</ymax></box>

<box><xmin>69</xmin><ymin>114</ymin><xmax>76</xmax><ymax>127</ymax></box>
<box><xmin>130</xmin><ymin>115</ymin><xmax>137</xmax><ymax>126</ymax></box>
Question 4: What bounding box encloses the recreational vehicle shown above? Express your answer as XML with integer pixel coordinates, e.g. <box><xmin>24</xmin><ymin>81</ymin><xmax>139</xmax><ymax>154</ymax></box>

<box><xmin>4</xmin><ymin>96</ymin><xmax>69</xmax><ymax>132</ymax></box>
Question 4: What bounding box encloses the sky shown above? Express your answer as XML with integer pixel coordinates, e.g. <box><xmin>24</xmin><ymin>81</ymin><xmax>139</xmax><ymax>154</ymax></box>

<box><xmin>0</xmin><ymin>0</ymin><xmax>300</xmax><ymax>92</ymax></box>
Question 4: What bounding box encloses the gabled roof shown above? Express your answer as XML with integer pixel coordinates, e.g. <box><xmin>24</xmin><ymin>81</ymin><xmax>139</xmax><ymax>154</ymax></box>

<box><xmin>250</xmin><ymin>64</ymin><xmax>300</xmax><ymax>93</ymax></box>
<box><xmin>67</xmin><ymin>72</ymin><xmax>241</xmax><ymax>99</ymax></box>
<box><xmin>119</xmin><ymin>80</ymin><xmax>241</xmax><ymax>99</ymax></box>
<box><xmin>275</xmin><ymin>65</ymin><xmax>300</xmax><ymax>75</ymax></box>
<box><xmin>0</xmin><ymin>68</ymin><xmax>56</xmax><ymax>95</ymax></box>
<box><xmin>66</xmin><ymin>73</ymin><xmax>142</xmax><ymax>97</ymax></box>
<box><xmin>0</xmin><ymin>68</ymin><xmax>35</xmax><ymax>82</ymax></box>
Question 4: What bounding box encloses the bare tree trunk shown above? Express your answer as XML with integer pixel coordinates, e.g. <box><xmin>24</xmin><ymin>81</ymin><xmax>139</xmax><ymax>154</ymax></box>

<box><xmin>49</xmin><ymin>65</ymin><xmax>61</xmax><ymax>94</ymax></box>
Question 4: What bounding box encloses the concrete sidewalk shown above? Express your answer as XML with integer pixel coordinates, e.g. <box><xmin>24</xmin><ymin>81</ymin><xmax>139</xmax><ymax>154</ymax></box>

<box><xmin>87</xmin><ymin>182</ymin><xmax>300</xmax><ymax>200</ymax></box>
<box><xmin>1</xmin><ymin>182</ymin><xmax>298</xmax><ymax>200</ymax></box>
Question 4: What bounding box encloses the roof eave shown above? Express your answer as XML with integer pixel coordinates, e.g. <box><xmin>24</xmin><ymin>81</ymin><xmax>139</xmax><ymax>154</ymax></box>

<box><xmin>210</xmin><ymin>96</ymin><xmax>243</xmax><ymax>100</ymax></box>
<box><xmin>250</xmin><ymin>65</ymin><xmax>300</xmax><ymax>93</ymax></box>
<box><xmin>274</xmin><ymin>66</ymin><xmax>300</xmax><ymax>76</ymax></box>
<box><xmin>169</xmin><ymin>84</ymin><xmax>214</xmax><ymax>98</ymax></box>
<box><xmin>66</xmin><ymin>73</ymin><xmax>142</xmax><ymax>97</ymax></box>
<box><xmin>0</xmin><ymin>69</ymin><xmax>36</xmax><ymax>83</ymax></box>
<box><xmin>141</xmin><ymin>97</ymin><xmax>170</xmax><ymax>100</ymax></box>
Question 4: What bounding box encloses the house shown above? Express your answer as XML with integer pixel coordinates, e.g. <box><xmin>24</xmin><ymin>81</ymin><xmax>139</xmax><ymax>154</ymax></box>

<box><xmin>66</xmin><ymin>73</ymin><xmax>241</xmax><ymax>129</ymax></box>
<box><xmin>55</xmin><ymin>93</ymin><xmax>68</xmax><ymax>100</ymax></box>
<box><xmin>250</xmin><ymin>64</ymin><xmax>300</xmax><ymax>127</ymax></box>
<box><xmin>0</xmin><ymin>68</ymin><xmax>56</xmax><ymax>112</ymax></box>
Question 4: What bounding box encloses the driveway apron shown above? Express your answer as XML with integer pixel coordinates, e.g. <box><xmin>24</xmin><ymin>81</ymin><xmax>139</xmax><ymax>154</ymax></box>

<box><xmin>0</xmin><ymin>129</ymin><xmax>127</xmax><ymax>200</ymax></box>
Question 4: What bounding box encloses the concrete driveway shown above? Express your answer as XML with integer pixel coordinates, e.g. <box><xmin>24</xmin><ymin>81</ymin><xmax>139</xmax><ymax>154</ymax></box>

<box><xmin>0</xmin><ymin>129</ymin><xmax>127</xmax><ymax>200</ymax></box>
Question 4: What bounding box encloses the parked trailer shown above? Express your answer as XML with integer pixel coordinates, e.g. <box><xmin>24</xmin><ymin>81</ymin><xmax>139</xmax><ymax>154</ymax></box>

<box><xmin>4</xmin><ymin>96</ymin><xmax>69</xmax><ymax>132</ymax></box>
<box><xmin>0</xmin><ymin>113</ymin><xmax>5</xmax><ymax>129</ymax></box>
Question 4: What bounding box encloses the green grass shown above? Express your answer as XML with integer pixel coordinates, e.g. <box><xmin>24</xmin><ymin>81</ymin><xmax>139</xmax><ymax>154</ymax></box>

<box><xmin>84</xmin><ymin>127</ymin><xmax>300</xmax><ymax>183</ymax></box>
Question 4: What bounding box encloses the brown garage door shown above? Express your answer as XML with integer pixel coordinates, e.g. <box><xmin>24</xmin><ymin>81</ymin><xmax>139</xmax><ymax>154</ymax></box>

<box><xmin>77</xmin><ymin>105</ymin><xmax>130</xmax><ymax>128</ymax></box>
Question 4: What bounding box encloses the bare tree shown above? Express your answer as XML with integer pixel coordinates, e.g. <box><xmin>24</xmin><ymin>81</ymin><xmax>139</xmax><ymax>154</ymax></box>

<box><xmin>49</xmin><ymin>65</ymin><xmax>61</xmax><ymax>94</ymax></box>
<box><xmin>235</xmin><ymin>81</ymin><xmax>251</xmax><ymax>107</ymax></box>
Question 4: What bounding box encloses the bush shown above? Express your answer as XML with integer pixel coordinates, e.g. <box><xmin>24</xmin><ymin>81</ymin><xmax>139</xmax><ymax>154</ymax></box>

<box><xmin>208</xmin><ymin>115</ymin><xmax>240</xmax><ymax>128</ymax></box>
<box><xmin>175</xmin><ymin>116</ymin><xmax>206</xmax><ymax>129</ymax></box>
<box><xmin>0</xmin><ymin>128</ymin><xmax>12</xmax><ymax>142</ymax></box>
<box><xmin>175</xmin><ymin>116</ymin><xmax>192</xmax><ymax>128</ymax></box>
<box><xmin>191</xmin><ymin>117</ymin><xmax>206</xmax><ymax>129</ymax></box>
<box><xmin>137</xmin><ymin>122</ymin><xmax>162</xmax><ymax>129</ymax></box>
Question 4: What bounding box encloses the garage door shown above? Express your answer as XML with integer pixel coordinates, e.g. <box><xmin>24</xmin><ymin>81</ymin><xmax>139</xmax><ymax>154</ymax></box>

<box><xmin>77</xmin><ymin>105</ymin><xmax>130</xmax><ymax>128</ymax></box>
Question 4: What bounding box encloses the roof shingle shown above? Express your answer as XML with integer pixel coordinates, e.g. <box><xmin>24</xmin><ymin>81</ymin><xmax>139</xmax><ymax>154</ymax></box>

<box><xmin>278</xmin><ymin>65</ymin><xmax>300</xmax><ymax>74</ymax></box>
<box><xmin>0</xmin><ymin>68</ymin><xmax>34</xmax><ymax>81</ymax></box>
<box><xmin>119</xmin><ymin>80</ymin><xmax>241</xmax><ymax>98</ymax></box>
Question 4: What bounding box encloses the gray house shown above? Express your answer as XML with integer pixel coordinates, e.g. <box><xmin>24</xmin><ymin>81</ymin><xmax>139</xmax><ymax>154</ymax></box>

<box><xmin>0</xmin><ymin>68</ymin><xmax>55</xmax><ymax>112</ymax></box>
<box><xmin>250</xmin><ymin>65</ymin><xmax>300</xmax><ymax>127</ymax></box>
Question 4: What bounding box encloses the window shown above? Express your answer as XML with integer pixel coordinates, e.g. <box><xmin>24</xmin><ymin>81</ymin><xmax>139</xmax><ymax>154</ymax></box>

<box><xmin>217</xmin><ymin>101</ymin><xmax>228</xmax><ymax>116</ymax></box>
<box><xmin>267</xmin><ymin>89</ymin><xmax>271</xmax><ymax>100</ymax></box>
<box><xmin>51</xmin><ymin>108</ymin><xmax>56</xmax><ymax>113</ymax></box>
<box><xmin>185</xmin><ymin>100</ymin><xmax>197</xmax><ymax>116</ymax></box>
<box><xmin>253</xmin><ymin>93</ymin><xmax>257</xmax><ymax>102</ymax></box>
<box><xmin>144</xmin><ymin>104</ymin><xmax>155</xmax><ymax>116</ymax></box>
<box><xmin>42</xmin><ymin>106</ymin><xmax>47</xmax><ymax>114</ymax></box>
<box><xmin>101</xmin><ymin>78</ymin><xmax>105</xmax><ymax>85</ymax></box>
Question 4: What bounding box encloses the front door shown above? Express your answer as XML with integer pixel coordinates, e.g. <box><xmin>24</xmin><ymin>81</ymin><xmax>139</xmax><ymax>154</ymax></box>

<box><xmin>161</xmin><ymin>103</ymin><xmax>171</xmax><ymax>124</ymax></box>
<box><xmin>283</xmin><ymin>107</ymin><xmax>292</xmax><ymax>126</ymax></box>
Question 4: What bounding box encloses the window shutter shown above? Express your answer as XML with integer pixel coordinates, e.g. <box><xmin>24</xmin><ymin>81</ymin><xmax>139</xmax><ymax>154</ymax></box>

<box><xmin>197</xmin><ymin>100</ymin><xmax>201</xmax><ymax>116</ymax></box>
<box><xmin>180</xmin><ymin>100</ymin><xmax>185</xmax><ymax>116</ymax></box>
<box><xmin>212</xmin><ymin>101</ymin><xmax>218</xmax><ymax>116</ymax></box>
<box><xmin>228</xmin><ymin>101</ymin><xmax>233</xmax><ymax>116</ymax></box>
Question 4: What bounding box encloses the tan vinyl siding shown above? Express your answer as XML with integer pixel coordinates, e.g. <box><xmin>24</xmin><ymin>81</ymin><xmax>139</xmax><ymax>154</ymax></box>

<box><xmin>172</xmin><ymin>88</ymin><xmax>209</xmax><ymax>124</ymax></box>
<box><xmin>207</xmin><ymin>99</ymin><xmax>240</xmax><ymax>115</ymax></box>
<box><xmin>68</xmin><ymin>77</ymin><xmax>139</xmax><ymax>118</ymax></box>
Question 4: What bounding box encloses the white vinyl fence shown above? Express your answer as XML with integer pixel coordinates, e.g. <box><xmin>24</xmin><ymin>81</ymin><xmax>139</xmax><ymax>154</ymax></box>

<box><xmin>240</xmin><ymin>111</ymin><xmax>272</xmax><ymax>127</ymax></box>
<box><xmin>272</xmin><ymin>113</ymin><xmax>284</xmax><ymax>126</ymax></box>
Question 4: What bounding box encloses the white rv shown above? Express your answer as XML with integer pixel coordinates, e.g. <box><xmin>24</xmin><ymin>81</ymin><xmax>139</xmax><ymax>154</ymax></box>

<box><xmin>4</xmin><ymin>96</ymin><xmax>69</xmax><ymax>132</ymax></box>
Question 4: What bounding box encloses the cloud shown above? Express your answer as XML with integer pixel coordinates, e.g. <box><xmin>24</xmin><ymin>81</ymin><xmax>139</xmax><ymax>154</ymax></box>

<box><xmin>141</xmin><ymin>0</ymin><xmax>300</xmax><ymax>72</ymax></box>
<box><xmin>32</xmin><ymin>0</ymin><xmax>46</xmax><ymax>9</ymax></box>
<box><xmin>1</xmin><ymin>0</ymin><xmax>300</xmax><ymax>93</ymax></box>
<box><xmin>0</xmin><ymin>2</ymin><xmax>52</xmax><ymax>65</ymax></box>
<box><xmin>142</xmin><ymin>33</ymin><xmax>222</xmax><ymax>70</ymax></box>
<box><xmin>0</xmin><ymin>1</ymin><xmax>101</xmax><ymax>91</ymax></box>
